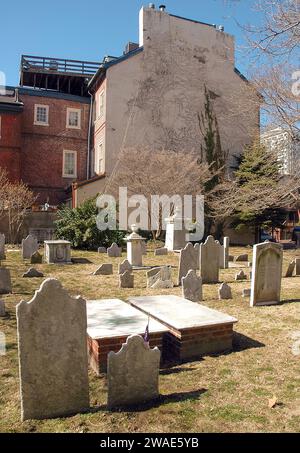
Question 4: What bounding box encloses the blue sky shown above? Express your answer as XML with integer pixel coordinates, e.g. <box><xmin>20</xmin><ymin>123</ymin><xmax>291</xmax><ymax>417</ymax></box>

<box><xmin>0</xmin><ymin>0</ymin><xmax>260</xmax><ymax>86</ymax></box>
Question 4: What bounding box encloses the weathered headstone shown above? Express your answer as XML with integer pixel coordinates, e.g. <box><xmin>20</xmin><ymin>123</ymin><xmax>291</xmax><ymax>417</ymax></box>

<box><xmin>93</xmin><ymin>264</ymin><xmax>113</xmax><ymax>275</ymax></box>
<box><xmin>295</xmin><ymin>258</ymin><xmax>300</xmax><ymax>276</ymax></box>
<box><xmin>235</xmin><ymin>270</ymin><xmax>247</xmax><ymax>281</ymax></box>
<box><xmin>107</xmin><ymin>243</ymin><xmax>122</xmax><ymax>258</ymax></box>
<box><xmin>16</xmin><ymin>278</ymin><xmax>90</xmax><ymax>421</ymax></box>
<box><xmin>0</xmin><ymin>300</ymin><xmax>5</xmax><ymax>317</ymax></box>
<box><xmin>0</xmin><ymin>233</ymin><xmax>5</xmax><ymax>260</ymax></box>
<box><xmin>147</xmin><ymin>266</ymin><xmax>173</xmax><ymax>289</ymax></box>
<box><xmin>0</xmin><ymin>268</ymin><xmax>12</xmax><ymax>294</ymax></box>
<box><xmin>235</xmin><ymin>254</ymin><xmax>248</xmax><ymax>262</ymax></box>
<box><xmin>154</xmin><ymin>247</ymin><xmax>168</xmax><ymax>256</ymax></box>
<box><xmin>219</xmin><ymin>237</ymin><xmax>230</xmax><ymax>269</ymax></box>
<box><xmin>178</xmin><ymin>242</ymin><xmax>200</xmax><ymax>285</ymax></box>
<box><xmin>250</xmin><ymin>242</ymin><xmax>283</xmax><ymax>307</ymax></box>
<box><xmin>242</xmin><ymin>288</ymin><xmax>251</xmax><ymax>298</ymax></box>
<box><xmin>182</xmin><ymin>269</ymin><xmax>202</xmax><ymax>302</ymax></box>
<box><xmin>30</xmin><ymin>251</ymin><xmax>43</xmax><ymax>264</ymax></box>
<box><xmin>107</xmin><ymin>335</ymin><xmax>160</xmax><ymax>409</ymax></box>
<box><xmin>98</xmin><ymin>247</ymin><xmax>107</xmax><ymax>254</ymax></box>
<box><xmin>22</xmin><ymin>235</ymin><xmax>38</xmax><ymax>260</ymax></box>
<box><xmin>199</xmin><ymin>236</ymin><xmax>221</xmax><ymax>283</ymax></box>
<box><xmin>285</xmin><ymin>260</ymin><xmax>295</xmax><ymax>277</ymax></box>
<box><xmin>119</xmin><ymin>270</ymin><xmax>134</xmax><ymax>288</ymax></box>
<box><xmin>22</xmin><ymin>268</ymin><xmax>44</xmax><ymax>278</ymax></box>
<box><xmin>218</xmin><ymin>282</ymin><xmax>232</xmax><ymax>300</ymax></box>
<box><xmin>118</xmin><ymin>259</ymin><xmax>132</xmax><ymax>275</ymax></box>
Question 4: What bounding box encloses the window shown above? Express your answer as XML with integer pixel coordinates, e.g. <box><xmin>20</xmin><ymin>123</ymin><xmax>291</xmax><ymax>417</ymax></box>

<box><xmin>34</xmin><ymin>104</ymin><xmax>49</xmax><ymax>125</ymax></box>
<box><xmin>66</xmin><ymin>108</ymin><xmax>81</xmax><ymax>129</ymax></box>
<box><xmin>63</xmin><ymin>150</ymin><xmax>77</xmax><ymax>178</ymax></box>
<box><xmin>95</xmin><ymin>142</ymin><xmax>104</xmax><ymax>174</ymax></box>
<box><xmin>98</xmin><ymin>90</ymin><xmax>105</xmax><ymax>118</ymax></box>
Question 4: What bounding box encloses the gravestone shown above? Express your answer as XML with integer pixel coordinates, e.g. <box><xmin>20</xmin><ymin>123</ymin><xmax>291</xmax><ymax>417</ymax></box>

<box><xmin>181</xmin><ymin>269</ymin><xmax>202</xmax><ymax>302</ymax></box>
<box><xmin>0</xmin><ymin>233</ymin><xmax>5</xmax><ymax>260</ymax></box>
<box><xmin>107</xmin><ymin>243</ymin><xmax>122</xmax><ymax>258</ymax></box>
<box><xmin>119</xmin><ymin>270</ymin><xmax>134</xmax><ymax>288</ymax></box>
<box><xmin>22</xmin><ymin>268</ymin><xmax>44</xmax><ymax>278</ymax></box>
<box><xmin>235</xmin><ymin>270</ymin><xmax>247</xmax><ymax>281</ymax></box>
<box><xmin>250</xmin><ymin>242</ymin><xmax>283</xmax><ymax>307</ymax></box>
<box><xmin>242</xmin><ymin>288</ymin><xmax>251</xmax><ymax>298</ymax></box>
<box><xmin>22</xmin><ymin>235</ymin><xmax>38</xmax><ymax>260</ymax></box>
<box><xmin>107</xmin><ymin>335</ymin><xmax>160</xmax><ymax>409</ymax></box>
<box><xmin>98</xmin><ymin>247</ymin><xmax>107</xmax><ymax>254</ymax></box>
<box><xmin>44</xmin><ymin>240</ymin><xmax>72</xmax><ymax>264</ymax></box>
<box><xmin>218</xmin><ymin>283</ymin><xmax>232</xmax><ymax>300</ymax></box>
<box><xmin>30</xmin><ymin>251</ymin><xmax>43</xmax><ymax>264</ymax></box>
<box><xmin>125</xmin><ymin>225</ymin><xmax>145</xmax><ymax>266</ymax></box>
<box><xmin>16</xmin><ymin>278</ymin><xmax>90</xmax><ymax>421</ymax></box>
<box><xmin>235</xmin><ymin>254</ymin><xmax>248</xmax><ymax>262</ymax></box>
<box><xmin>295</xmin><ymin>258</ymin><xmax>300</xmax><ymax>276</ymax></box>
<box><xmin>93</xmin><ymin>264</ymin><xmax>113</xmax><ymax>275</ymax></box>
<box><xmin>147</xmin><ymin>266</ymin><xmax>173</xmax><ymax>289</ymax></box>
<box><xmin>154</xmin><ymin>247</ymin><xmax>168</xmax><ymax>256</ymax></box>
<box><xmin>178</xmin><ymin>243</ymin><xmax>199</xmax><ymax>285</ymax></box>
<box><xmin>219</xmin><ymin>237</ymin><xmax>230</xmax><ymax>269</ymax></box>
<box><xmin>141</xmin><ymin>241</ymin><xmax>147</xmax><ymax>255</ymax></box>
<box><xmin>118</xmin><ymin>259</ymin><xmax>132</xmax><ymax>275</ymax></box>
<box><xmin>199</xmin><ymin>236</ymin><xmax>221</xmax><ymax>283</ymax></box>
<box><xmin>0</xmin><ymin>300</ymin><xmax>5</xmax><ymax>317</ymax></box>
<box><xmin>0</xmin><ymin>268</ymin><xmax>12</xmax><ymax>294</ymax></box>
<box><xmin>285</xmin><ymin>260</ymin><xmax>295</xmax><ymax>277</ymax></box>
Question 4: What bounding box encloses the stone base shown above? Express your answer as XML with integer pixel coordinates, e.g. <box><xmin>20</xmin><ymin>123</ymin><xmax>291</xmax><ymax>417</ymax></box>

<box><xmin>252</xmin><ymin>300</ymin><xmax>281</xmax><ymax>306</ymax></box>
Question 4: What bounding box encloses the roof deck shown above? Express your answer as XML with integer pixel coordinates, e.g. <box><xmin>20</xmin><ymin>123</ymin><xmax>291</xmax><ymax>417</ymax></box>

<box><xmin>20</xmin><ymin>55</ymin><xmax>100</xmax><ymax>96</ymax></box>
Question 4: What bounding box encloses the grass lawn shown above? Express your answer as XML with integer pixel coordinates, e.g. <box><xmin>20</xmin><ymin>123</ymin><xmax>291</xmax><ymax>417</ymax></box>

<box><xmin>0</xmin><ymin>245</ymin><xmax>300</xmax><ymax>433</ymax></box>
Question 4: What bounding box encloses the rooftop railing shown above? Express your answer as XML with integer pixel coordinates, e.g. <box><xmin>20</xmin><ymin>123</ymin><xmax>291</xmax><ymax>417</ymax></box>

<box><xmin>21</xmin><ymin>55</ymin><xmax>100</xmax><ymax>77</ymax></box>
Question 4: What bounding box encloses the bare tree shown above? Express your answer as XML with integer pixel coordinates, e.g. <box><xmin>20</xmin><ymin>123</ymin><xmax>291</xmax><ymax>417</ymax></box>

<box><xmin>0</xmin><ymin>167</ymin><xmax>8</xmax><ymax>220</ymax></box>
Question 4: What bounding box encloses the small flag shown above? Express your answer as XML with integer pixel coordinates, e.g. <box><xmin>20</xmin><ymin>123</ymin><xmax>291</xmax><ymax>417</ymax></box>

<box><xmin>144</xmin><ymin>316</ymin><xmax>150</xmax><ymax>344</ymax></box>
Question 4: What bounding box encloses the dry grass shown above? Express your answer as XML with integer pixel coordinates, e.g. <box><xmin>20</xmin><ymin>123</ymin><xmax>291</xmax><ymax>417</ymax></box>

<box><xmin>0</xmin><ymin>245</ymin><xmax>300</xmax><ymax>433</ymax></box>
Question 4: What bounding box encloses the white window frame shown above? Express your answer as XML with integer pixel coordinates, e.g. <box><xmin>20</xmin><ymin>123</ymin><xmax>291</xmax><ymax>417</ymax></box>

<box><xmin>34</xmin><ymin>104</ymin><xmax>49</xmax><ymax>126</ymax></box>
<box><xmin>66</xmin><ymin>107</ymin><xmax>81</xmax><ymax>129</ymax></box>
<box><xmin>62</xmin><ymin>150</ymin><xmax>77</xmax><ymax>178</ymax></box>
<box><xmin>98</xmin><ymin>90</ymin><xmax>105</xmax><ymax>118</ymax></box>
<box><xmin>95</xmin><ymin>140</ymin><xmax>105</xmax><ymax>174</ymax></box>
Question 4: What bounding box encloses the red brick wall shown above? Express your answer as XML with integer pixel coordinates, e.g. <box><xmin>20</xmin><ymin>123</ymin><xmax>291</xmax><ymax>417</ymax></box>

<box><xmin>0</xmin><ymin>113</ymin><xmax>22</xmax><ymax>181</ymax></box>
<box><xmin>19</xmin><ymin>93</ymin><xmax>90</xmax><ymax>205</ymax></box>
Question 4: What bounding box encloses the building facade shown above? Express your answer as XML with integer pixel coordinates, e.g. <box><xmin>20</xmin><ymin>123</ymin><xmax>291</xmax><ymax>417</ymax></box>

<box><xmin>261</xmin><ymin>127</ymin><xmax>300</xmax><ymax>175</ymax></box>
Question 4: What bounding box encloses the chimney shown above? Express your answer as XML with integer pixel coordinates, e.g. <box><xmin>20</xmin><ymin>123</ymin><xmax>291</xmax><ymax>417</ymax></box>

<box><xmin>218</xmin><ymin>25</ymin><xmax>224</xmax><ymax>32</ymax></box>
<box><xmin>148</xmin><ymin>3</ymin><xmax>155</xmax><ymax>8</ymax></box>
<box><xmin>159</xmin><ymin>4</ymin><xmax>166</xmax><ymax>11</ymax></box>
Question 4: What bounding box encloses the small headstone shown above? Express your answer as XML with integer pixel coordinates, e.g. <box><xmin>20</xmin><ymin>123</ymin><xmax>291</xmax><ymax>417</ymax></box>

<box><xmin>219</xmin><ymin>237</ymin><xmax>230</xmax><ymax>269</ymax></box>
<box><xmin>16</xmin><ymin>278</ymin><xmax>90</xmax><ymax>421</ymax></box>
<box><xmin>235</xmin><ymin>254</ymin><xmax>248</xmax><ymax>262</ymax></box>
<box><xmin>285</xmin><ymin>260</ymin><xmax>295</xmax><ymax>277</ymax></box>
<box><xmin>98</xmin><ymin>247</ymin><xmax>107</xmax><ymax>254</ymax></box>
<box><xmin>182</xmin><ymin>269</ymin><xmax>202</xmax><ymax>302</ymax></box>
<box><xmin>30</xmin><ymin>251</ymin><xmax>42</xmax><ymax>264</ymax></box>
<box><xmin>118</xmin><ymin>259</ymin><xmax>132</xmax><ymax>275</ymax></box>
<box><xmin>151</xmin><ymin>279</ymin><xmax>174</xmax><ymax>289</ymax></box>
<box><xmin>199</xmin><ymin>236</ymin><xmax>221</xmax><ymax>283</ymax></box>
<box><xmin>154</xmin><ymin>247</ymin><xmax>168</xmax><ymax>256</ymax></box>
<box><xmin>0</xmin><ymin>233</ymin><xmax>6</xmax><ymax>260</ymax></box>
<box><xmin>235</xmin><ymin>270</ymin><xmax>247</xmax><ymax>281</ymax></box>
<box><xmin>228</xmin><ymin>255</ymin><xmax>234</xmax><ymax>262</ymax></box>
<box><xmin>147</xmin><ymin>266</ymin><xmax>173</xmax><ymax>289</ymax></box>
<box><xmin>248</xmin><ymin>262</ymin><xmax>252</xmax><ymax>267</ymax></box>
<box><xmin>250</xmin><ymin>242</ymin><xmax>283</xmax><ymax>307</ymax></box>
<box><xmin>22</xmin><ymin>234</ymin><xmax>38</xmax><ymax>260</ymax></box>
<box><xmin>242</xmin><ymin>288</ymin><xmax>251</xmax><ymax>298</ymax></box>
<box><xmin>93</xmin><ymin>264</ymin><xmax>113</xmax><ymax>275</ymax></box>
<box><xmin>119</xmin><ymin>270</ymin><xmax>134</xmax><ymax>288</ymax></box>
<box><xmin>0</xmin><ymin>300</ymin><xmax>5</xmax><ymax>317</ymax></box>
<box><xmin>107</xmin><ymin>335</ymin><xmax>160</xmax><ymax>409</ymax></box>
<box><xmin>107</xmin><ymin>243</ymin><xmax>122</xmax><ymax>258</ymax></box>
<box><xmin>218</xmin><ymin>282</ymin><xmax>232</xmax><ymax>300</ymax></box>
<box><xmin>295</xmin><ymin>258</ymin><xmax>300</xmax><ymax>276</ymax></box>
<box><xmin>178</xmin><ymin>242</ymin><xmax>200</xmax><ymax>285</ymax></box>
<box><xmin>23</xmin><ymin>268</ymin><xmax>44</xmax><ymax>278</ymax></box>
<box><xmin>0</xmin><ymin>268</ymin><xmax>12</xmax><ymax>294</ymax></box>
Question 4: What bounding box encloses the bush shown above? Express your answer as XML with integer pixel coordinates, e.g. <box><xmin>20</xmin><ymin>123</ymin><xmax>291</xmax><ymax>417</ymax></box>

<box><xmin>54</xmin><ymin>198</ymin><xmax>125</xmax><ymax>250</ymax></box>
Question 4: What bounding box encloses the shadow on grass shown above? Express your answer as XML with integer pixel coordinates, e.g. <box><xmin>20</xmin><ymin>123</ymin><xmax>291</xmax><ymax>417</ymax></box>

<box><xmin>278</xmin><ymin>298</ymin><xmax>300</xmax><ymax>305</ymax></box>
<box><xmin>159</xmin><ymin>366</ymin><xmax>198</xmax><ymax>375</ymax></box>
<box><xmin>71</xmin><ymin>258</ymin><xmax>93</xmax><ymax>264</ymax></box>
<box><xmin>233</xmin><ymin>331</ymin><xmax>265</xmax><ymax>352</ymax></box>
<box><xmin>91</xmin><ymin>388</ymin><xmax>207</xmax><ymax>413</ymax></box>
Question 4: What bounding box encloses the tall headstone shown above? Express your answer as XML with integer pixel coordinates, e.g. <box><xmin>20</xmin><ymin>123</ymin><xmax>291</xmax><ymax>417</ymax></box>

<box><xmin>0</xmin><ymin>268</ymin><xmax>12</xmax><ymax>294</ymax></box>
<box><xmin>178</xmin><ymin>243</ymin><xmax>199</xmax><ymax>285</ymax></box>
<box><xmin>181</xmin><ymin>269</ymin><xmax>202</xmax><ymax>302</ymax></box>
<box><xmin>219</xmin><ymin>237</ymin><xmax>229</xmax><ymax>269</ymax></box>
<box><xmin>285</xmin><ymin>260</ymin><xmax>295</xmax><ymax>277</ymax></box>
<box><xmin>0</xmin><ymin>300</ymin><xmax>5</xmax><ymax>317</ymax></box>
<box><xmin>107</xmin><ymin>335</ymin><xmax>160</xmax><ymax>409</ymax></box>
<box><xmin>125</xmin><ymin>225</ymin><xmax>145</xmax><ymax>267</ymax></box>
<box><xmin>250</xmin><ymin>242</ymin><xmax>283</xmax><ymax>307</ymax></box>
<box><xmin>16</xmin><ymin>278</ymin><xmax>90</xmax><ymax>421</ymax></box>
<box><xmin>199</xmin><ymin>236</ymin><xmax>221</xmax><ymax>283</ymax></box>
<box><xmin>22</xmin><ymin>235</ymin><xmax>38</xmax><ymax>260</ymax></box>
<box><xmin>0</xmin><ymin>233</ymin><xmax>5</xmax><ymax>260</ymax></box>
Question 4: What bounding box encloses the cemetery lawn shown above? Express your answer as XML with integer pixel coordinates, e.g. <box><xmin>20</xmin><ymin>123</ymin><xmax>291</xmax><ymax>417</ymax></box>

<box><xmin>0</xmin><ymin>246</ymin><xmax>300</xmax><ymax>433</ymax></box>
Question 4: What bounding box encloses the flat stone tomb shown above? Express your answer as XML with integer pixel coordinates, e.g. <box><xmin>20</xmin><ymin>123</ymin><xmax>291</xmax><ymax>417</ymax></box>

<box><xmin>44</xmin><ymin>240</ymin><xmax>71</xmax><ymax>264</ymax></box>
<box><xmin>128</xmin><ymin>295</ymin><xmax>237</xmax><ymax>362</ymax></box>
<box><xmin>86</xmin><ymin>299</ymin><xmax>168</xmax><ymax>373</ymax></box>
